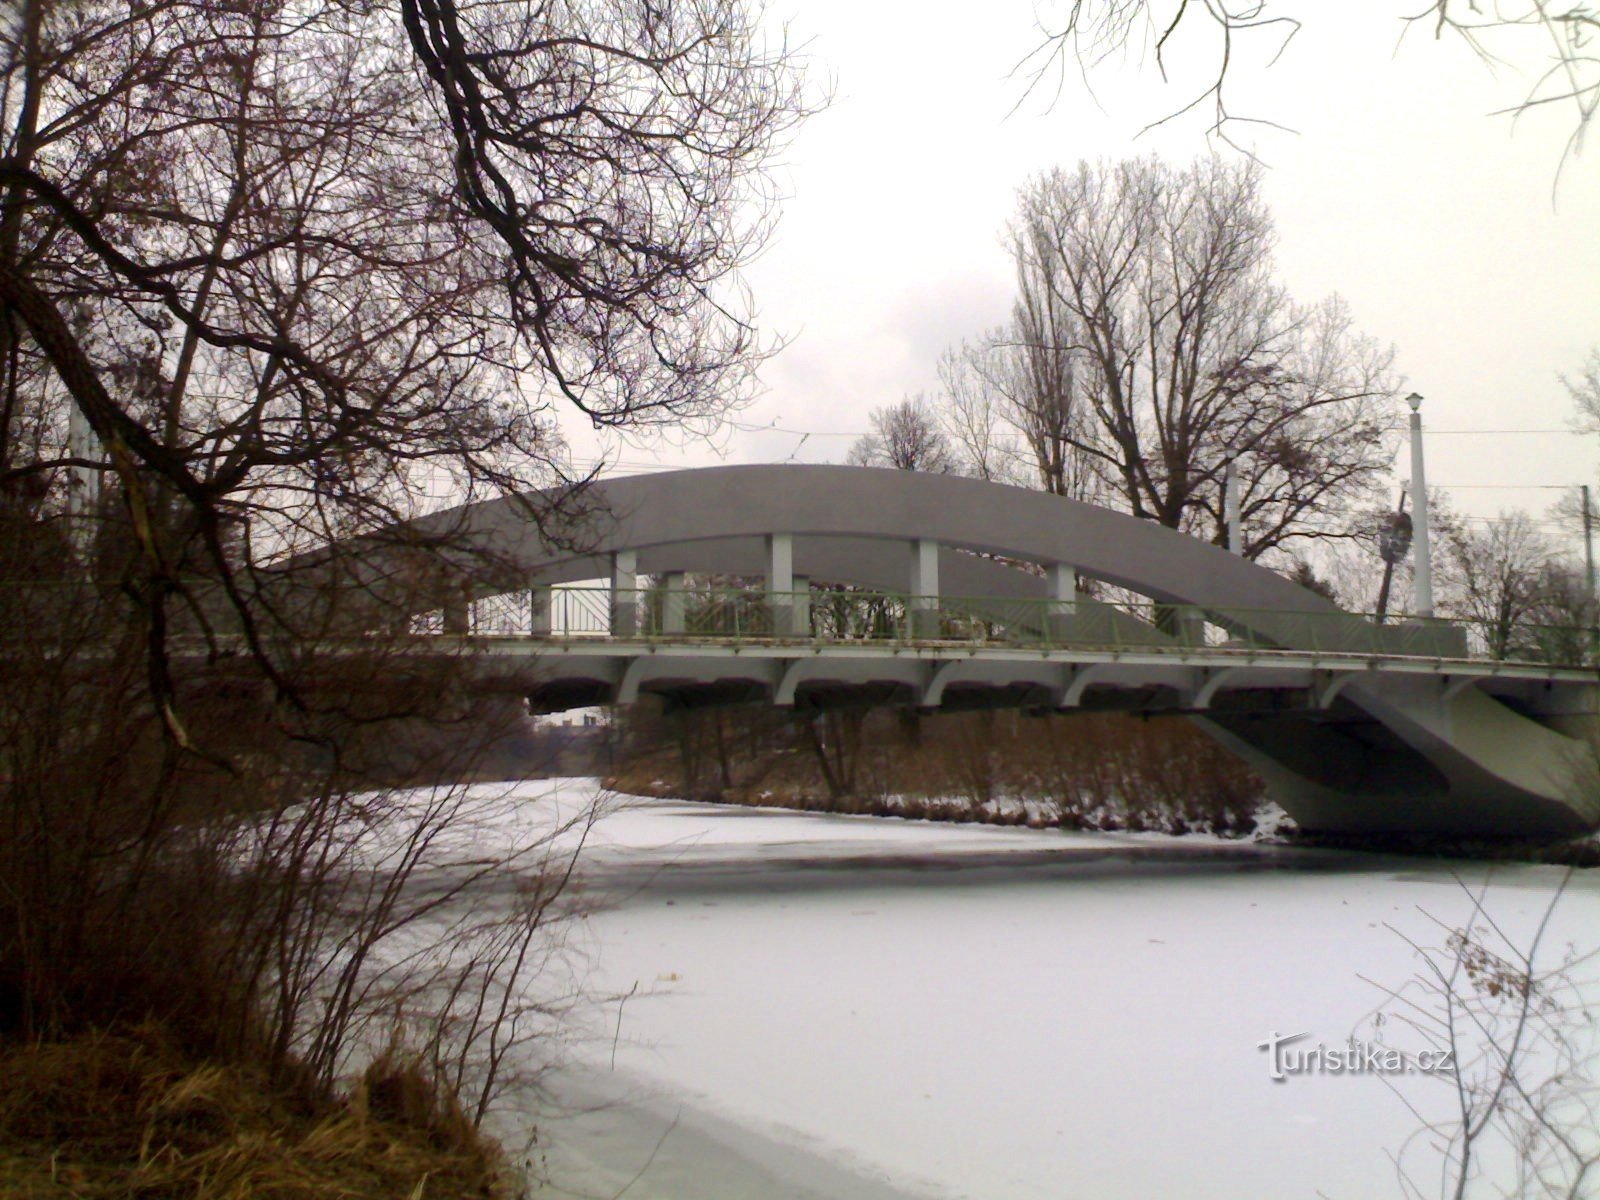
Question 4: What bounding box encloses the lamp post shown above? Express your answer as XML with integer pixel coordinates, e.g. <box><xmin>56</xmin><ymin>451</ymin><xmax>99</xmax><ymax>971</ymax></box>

<box><xmin>66</xmin><ymin>403</ymin><xmax>101</xmax><ymax>563</ymax></box>
<box><xmin>1406</xmin><ymin>392</ymin><xmax>1434</xmax><ymax>618</ymax></box>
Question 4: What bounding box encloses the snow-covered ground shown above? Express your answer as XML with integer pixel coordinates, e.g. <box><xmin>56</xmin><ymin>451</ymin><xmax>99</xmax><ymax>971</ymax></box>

<box><xmin>403</xmin><ymin>778</ymin><xmax>1600</xmax><ymax>1200</ymax></box>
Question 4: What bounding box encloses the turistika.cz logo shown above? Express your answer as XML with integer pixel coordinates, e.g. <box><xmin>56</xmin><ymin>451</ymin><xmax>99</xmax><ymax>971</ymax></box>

<box><xmin>1257</xmin><ymin>1032</ymin><xmax>1455</xmax><ymax>1082</ymax></box>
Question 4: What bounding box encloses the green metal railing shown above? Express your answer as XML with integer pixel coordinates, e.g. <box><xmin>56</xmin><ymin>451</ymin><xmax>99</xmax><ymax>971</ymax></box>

<box><xmin>3</xmin><ymin>579</ymin><xmax>1595</xmax><ymax>668</ymax></box>
<box><xmin>457</xmin><ymin>585</ymin><xmax>1600</xmax><ymax>668</ymax></box>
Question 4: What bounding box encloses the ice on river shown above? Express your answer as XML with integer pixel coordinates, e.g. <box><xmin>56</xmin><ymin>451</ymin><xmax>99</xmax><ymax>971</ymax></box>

<box><xmin>401</xmin><ymin>778</ymin><xmax>1600</xmax><ymax>1200</ymax></box>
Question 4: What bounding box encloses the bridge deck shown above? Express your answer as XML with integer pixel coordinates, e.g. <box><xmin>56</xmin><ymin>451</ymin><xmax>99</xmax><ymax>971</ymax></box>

<box><xmin>444</xmin><ymin>633</ymin><xmax>1598</xmax><ymax>718</ymax></box>
<box><xmin>421</xmin><ymin>584</ymin><xmax>1597</xmax><ymax>716</ymax></box>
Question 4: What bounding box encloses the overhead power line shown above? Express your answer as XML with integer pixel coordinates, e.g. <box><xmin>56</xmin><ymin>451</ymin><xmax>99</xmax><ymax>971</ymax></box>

<box><xmin>729</xmin><ymin>419</ymin><xmax>864</xmax><ymax>438</ymax></box>
<box><xmin>1396</xmin><ymin>428</ymin><xmax>1585</xmax><ymax>435</ymax></box>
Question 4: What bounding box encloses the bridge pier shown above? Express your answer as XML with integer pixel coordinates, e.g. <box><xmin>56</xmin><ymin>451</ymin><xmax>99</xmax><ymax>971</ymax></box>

<box><xmin>767</xmin><ymin>533</ymin><xmax>794</xmax><ymax>636</ymax></box>
<box><xmin>1045</xmin><ymin>563</ymin><xmax>1077</xmax><ymax>642</ymax></box>
<box><xmin>910</xmin><ymin>538</ymin><xmax>940</xmax><ymax>638</ymax></box>
<box><xmin>792</xmin><ymin>575</ymin><xmax>811</xmax><ymax>637</ymax></box>
<box><xmin>610</xmin><ymin>550</ymin><xmax>638</xmax><ymax>636</ymax></box>
<box><xmin>661</xmin><ymin>571</ymin><xmax>687</xmax><ymax>635</ymax></box>
<box><xmin>444</xmin><ymin>584</ymin><xmax>470</xmax><ymax>635</ymax></box>
<box><xmin>530</xmin><ymin>584</ymin><xmax>552</xmax><ymax>636</ymax></box>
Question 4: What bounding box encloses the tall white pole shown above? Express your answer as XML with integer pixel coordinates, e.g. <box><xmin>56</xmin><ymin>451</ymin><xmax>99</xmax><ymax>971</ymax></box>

<box><xmin>66</xmin><ymin>403</ymin><xmax>101</xmax><ymax>562</ymax></box>
<box><xmin>1582</xmin><ymin>484</ymin><xmax>1595</xmax><ymax>603</ymax></box>
<box><xmin>66</xmin><ymin>404</ymin><xmax>99</xmax><ymax>515</ymax></box>
<box><xmin>1407</xmin><ymin>392</ymin><xmax>1433</xmax><ymax>618</ymax></box>
<box><xmin>1224</xmin><ymin>457</ymin><xmax>1242</xmax><ymax>555</ymax></box>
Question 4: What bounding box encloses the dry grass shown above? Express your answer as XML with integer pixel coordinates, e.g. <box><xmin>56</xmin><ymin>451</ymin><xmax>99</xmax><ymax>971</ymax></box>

<box><xmin>613</xmin><ymin>703</ymin><xmax>1264</xmax><ymax>834</ymax></box>
<box><xmin>0</xmin><ymin>1027</ymin><xmax>514</xmax><ymax>1199</ymax></box>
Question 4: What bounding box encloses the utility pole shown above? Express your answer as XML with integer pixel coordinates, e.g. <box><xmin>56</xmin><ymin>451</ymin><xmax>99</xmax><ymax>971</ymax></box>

<box><xmin>1583</xmin><ymin>483</ymin><xmax>1598</xmax><ymax>662</ymax></box>
<box><xmin>1583</xmin><ymin>484</ymin><xmax>1596</xmax><ymax>603</ymax></box>
<box><xmin>1406</xmin><ymin>393</ymin><xmax>1434</xmax><ymax>618</ymax></box>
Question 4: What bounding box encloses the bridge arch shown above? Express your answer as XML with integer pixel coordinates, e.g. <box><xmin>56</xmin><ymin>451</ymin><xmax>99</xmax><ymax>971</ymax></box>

<box><xmin>444</xmin><ymin>463</ymin><xmax>1329</xmax><ymax>612</ymax></box>
<box><xmin>421</xmin><ymin>464</ymin><xmax>1457</xmax><ymax>655</ymax></box>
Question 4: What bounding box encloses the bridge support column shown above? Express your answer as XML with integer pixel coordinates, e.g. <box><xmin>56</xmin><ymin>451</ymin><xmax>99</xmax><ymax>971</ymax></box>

<box><xmin>909</xmin><ymin>538</ymin><xmax>940</xmax><ymax>638</ymax></box>
<box><xmin>792</xmin><ymin>575</ymin><xmax>811</xmax><ymax>638</ymax></box>
<box><xmin>610</xmin><ymin>550</ymin><xmax>638</xmax><ymax>637</ymax></box>
<box><xmin>766</xmin><ymin>533</ymin><xmax>794</xmax><ymax>636</ymax></box>
<box><xmin>530</xmin><ymin>584</ymin><xmax>552</xmax><ymax>636</ymax></box>
<box><xmin>444</xmin><ymin>585</ymin><xmax>470</xmax><ymax>636</ymax></box>
<box><xmin>1177</xmin><ymin>611</ymin><xmax>1207</xmax><ymax>647</ymax></box>
<box><xmin>1045</xmin><ymin>563</ymin><xmax>1077</xmax><ymax>643</ymax></box>
<box><xmin>661</xmin><ymin>572</ymin><xmax>687</xmax><ymax>635</ymax></box>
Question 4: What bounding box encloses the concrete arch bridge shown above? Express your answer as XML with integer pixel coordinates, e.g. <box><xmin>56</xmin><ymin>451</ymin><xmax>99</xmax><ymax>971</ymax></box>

<box><xmin>365</xmin><ymin>465</ymin><xmax>1599</xmax><ymax>841</ymax></box>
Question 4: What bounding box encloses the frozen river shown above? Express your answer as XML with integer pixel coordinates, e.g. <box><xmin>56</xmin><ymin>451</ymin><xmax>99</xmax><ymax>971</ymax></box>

<box><xmin>425</xmin><ymin>780</ymin><xmax>1600</xmax><ymax>1200</ymax></box>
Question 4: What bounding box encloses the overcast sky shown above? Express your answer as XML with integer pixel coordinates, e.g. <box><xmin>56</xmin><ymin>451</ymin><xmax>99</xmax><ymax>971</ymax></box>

<box><xmin>564</xmin><ymin>3</ymin><xmax>1600</xmax><ymax>556</ymax></box>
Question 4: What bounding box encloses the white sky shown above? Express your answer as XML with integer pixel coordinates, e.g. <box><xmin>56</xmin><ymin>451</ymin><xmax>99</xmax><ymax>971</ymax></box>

<box><xmin>564</xmin><ymin>3</ymin><xmax>1600</xmax><ymax>557</ymax></box>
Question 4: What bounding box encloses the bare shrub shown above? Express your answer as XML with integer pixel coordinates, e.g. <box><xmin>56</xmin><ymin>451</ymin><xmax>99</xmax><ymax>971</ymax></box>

<box><xmin>609</xmin><ymin>700</ymin><xmax>1264</xmax><ymax>834</ymax></box>
<box><xmin>1361</xmin><ymin>876</ymin><xmax>1600</xmax><ymax>1199</ymax></box>
<box><xmin>0</xmin><ymin>561</ymin><xmax>599</xmax><ymax>1136</ymax></box>
<box><xmin>0</xmin><ymin>0</ymin><xmax>812</xmax><ymax>1171</ymax></box>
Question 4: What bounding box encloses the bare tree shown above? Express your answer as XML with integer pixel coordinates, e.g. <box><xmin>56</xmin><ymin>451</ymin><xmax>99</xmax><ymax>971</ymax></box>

<box><xmin>931</xmin><ymin>212</ymin><xmax>1107</xmax><ymax>500</ymax></box>
<box><xmin>1524</xmin><ymin>560</ymin><xmax>1600</xmax><ymax>664</ymax></box>
<box><xmin>1565</xmin><ymin>346</ymin><xmax>1600</xmax><ymax>429</ymax></box>
<box><xmin>847</xmin><ymin>395</ymin><xmax>958</xmax><ymax>473</ymax></box>
<box><xmin>996</xmin><ymin>155</ymin><xmax>1394</xmax><ymax>558</ymax></box>
<box><xmin>940</xmin><ymin>315</ymin><xmax>1102</xmax><ymax>500</ymax></box>
<box><xmin>1362</xmin><ymin>877</ymin><xmax>1600</xmax><ymax>1200</ymax></box>
<box><xmin>0</xmin><ymin>0</ymin><xmax>808</xmax><ymax>711</ymax></box>
<box><xmin>1023</xmin><ymin>3</ymin><xmax>1600</xmax><ymax>162</ymax></box>
<box><xmin>0</xmin><ymin>0</ymin><xmax>811</xmax><ymax>1137</ymax></box>
<box><xmin>1002</xmin><ymin>212</ymin><xmax>1106</xmax><ymax>501</ymax></box>
<box><xmin>398</xmin><ymin>0</ymin><xmax>808</xmax><ymax>430</ymax></box>
<box><xmin>936</xmin><ymin>340</ymin><xmax>1026</xmax><ymax>484</ymax></box>
<box><xmin>1439</xmin><ymin>511</ymin><xmax>1555</xmax><ymax>658</ymax></box>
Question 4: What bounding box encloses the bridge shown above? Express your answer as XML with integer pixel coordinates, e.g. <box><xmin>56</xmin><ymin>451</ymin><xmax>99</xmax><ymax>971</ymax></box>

<box><xmin>324</xmin><ymin>465</ymin><xmax>1599</xmax><ymax>841</ymax></box>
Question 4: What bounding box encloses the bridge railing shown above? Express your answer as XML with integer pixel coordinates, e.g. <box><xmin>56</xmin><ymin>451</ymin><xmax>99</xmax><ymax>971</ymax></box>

<box><xmin>459</xmin><ymin>585</ymin><xmax>1600</xmax><ymax>667</ymax></box>
<box><xmin>3</xmin><ymin>580</ymin><xmax>1591</xmax><ymax>667</ymax></box>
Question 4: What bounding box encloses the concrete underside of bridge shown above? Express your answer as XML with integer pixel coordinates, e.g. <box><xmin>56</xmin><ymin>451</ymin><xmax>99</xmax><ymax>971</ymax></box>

<box><xmin>1197</xmin><ymin>684</ymin><xmax>1599</xmax><ymax>839</ymax></box>
<box><xmin>504</xmin><ymin>645</ymin><xmax>1600</xmax><ymax>842</ymax></box>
